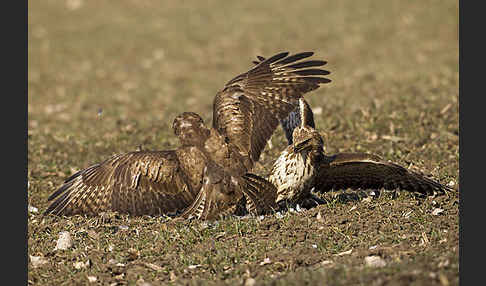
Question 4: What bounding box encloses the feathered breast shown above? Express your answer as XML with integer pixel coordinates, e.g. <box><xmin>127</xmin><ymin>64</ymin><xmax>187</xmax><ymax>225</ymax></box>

<box><xmin>269</xmin><ymin>147</ymin><xmax>316</xmax><ymax>203</ymax></box>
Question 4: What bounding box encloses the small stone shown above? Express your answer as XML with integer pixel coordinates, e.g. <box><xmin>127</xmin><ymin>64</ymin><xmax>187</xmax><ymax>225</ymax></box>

<box><xmin>30</xmin><ymin>255</ymin><xmax>48</xmax><ymax>268</ymax></box>
<box><xmin>54</xmin><ymin>231</ymin><xmax>73</xmax><ymax>250</ymax></box>
<box><xmin>188</xmin><ymin>264</ymin><xmax>202</xmax><ymax>270</ymax></box>
<box><xmin>87</xmin><ymin>276</ymin><xmax>97</xmax><ymax>283</ymax></box>
<box><xmin>260</xmin><ymin>257</ymin><xmax>271</xmax><ymax>265</ymax></box>
<box><xmin>335</xmin><ymin>249</ymin><xmax>353</xmax><ymax>256</ymax></box>
<box><xmin>432</xmin><ymin>208</ymin><xmax>444</xmax><ymax>216</ymax></box>
<box><xmin>28</xmin><ymin>205</ymin><xmax>38</xmax><ymax>214</ymax></box>
<box><xmin>364</xmin><ymin>256</ymin><xmax>386</xmax><ymax>267</ymax></box>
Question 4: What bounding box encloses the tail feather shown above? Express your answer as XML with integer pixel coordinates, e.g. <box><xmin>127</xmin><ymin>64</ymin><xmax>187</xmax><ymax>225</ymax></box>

<box><xmin>241</xmin><ymin>173</ymin><xmax>278</xmax><ymax>215</ymax></box>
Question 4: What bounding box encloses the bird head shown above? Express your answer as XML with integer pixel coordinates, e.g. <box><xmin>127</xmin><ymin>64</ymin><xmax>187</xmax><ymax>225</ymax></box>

<box><xmin>291</xmin><ymin>98</ymin><xmax>324</xmax><ymax>153</ymax></box>
<box><xmin>172</xmin><ymin>112</ymin><xmax>211</xmax><ymax>146</ymax></box>
<box><xmin>292</xmin><ymin>126</ymin><xmax>324</xmax><ymax>153</ymax></box>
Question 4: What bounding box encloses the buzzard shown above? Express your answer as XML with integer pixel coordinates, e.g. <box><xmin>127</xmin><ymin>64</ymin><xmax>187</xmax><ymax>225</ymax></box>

<box><xmin>44</xmin><ymin>51</ymin><xmax>332</xmax><ymax>220</ymax></box>
<box><xmin>269</xmin><ymin>98</ymin><xmax>454</xmax><ymax>208</ymax></box>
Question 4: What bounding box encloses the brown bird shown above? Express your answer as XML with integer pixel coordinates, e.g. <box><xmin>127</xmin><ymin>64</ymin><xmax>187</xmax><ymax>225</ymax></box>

<box><xmin>268</xmin><ymin>98</ymin><xmax>454</xmax><ymax>209</ymax></box>
<box><xmin>44</xmin><ymin>51</ymin><xmax>332</xmax><ymax>219</ymax></box>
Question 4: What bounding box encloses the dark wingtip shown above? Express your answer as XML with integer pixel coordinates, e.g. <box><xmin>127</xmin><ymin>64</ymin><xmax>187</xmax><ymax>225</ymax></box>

<box><xmin>274</xmin><ymin>52</ymin><xmax>315</xmax><ymax>66</ymax></box>
<box><xmin>292</xmin><ymin>69</ymin><xmax>331</xmax><ymax>76</ymax></box>
<box><xmin>47</xmin><ymin>181</ymin><xmax>72</xmax><ymax>201</ymax></box>
<box><xmin>306</xmin><ymin>77</ymin><xmax>332</xmax><ymax>84</ymax></box>
<box><xmin>264</xmin><ymin>52</ymin><xmax>290</xmax><ymax>64</ymax></box>
<box><xmin>43</xmin><ymin>188</ymin><xmax>71</xmax><ymax>216</ymax></box>
<box><xmin>286</xmin><ymin>60</ymin><xmax>328</xmax><ymax>69</ymax></box>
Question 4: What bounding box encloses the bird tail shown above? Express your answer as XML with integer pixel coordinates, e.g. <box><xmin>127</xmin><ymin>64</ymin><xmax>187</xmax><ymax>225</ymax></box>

<box><xmin>241</xmin><ymin>173</ymin><xmax>278</xmax><ymax>215</ymax></box>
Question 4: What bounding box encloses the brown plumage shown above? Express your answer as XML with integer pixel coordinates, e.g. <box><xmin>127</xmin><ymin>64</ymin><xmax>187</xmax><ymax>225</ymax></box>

<box><xmin>45</xmin><ymin>51</ymin><xmax>331</xmax><ymax>219</ymax></box>
<box><xmin>269</xmin><ymin>98</ymin><xmax>454</xmax><ymax>208</ymax></box>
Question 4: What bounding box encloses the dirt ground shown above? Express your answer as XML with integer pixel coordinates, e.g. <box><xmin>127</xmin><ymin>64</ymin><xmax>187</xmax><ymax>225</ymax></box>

<box><xmin>28</xmin><ymin>1</ymin><xmax>458</xmax><ymax>285</ymax></box>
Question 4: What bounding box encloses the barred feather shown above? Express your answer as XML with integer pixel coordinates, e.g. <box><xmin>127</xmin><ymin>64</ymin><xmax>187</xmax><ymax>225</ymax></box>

<box><xmin>45</xmin><ymin>51</ymin><xmax>332</xmax><ymax>219</ymax></box>
<box><xmin>269</xmin><ymin>100</ymin><xmax>454</xmax><ymax>206</ymax></box>
<box><xmin>214</xmin><ymin>51</ymin><xmax>331</xmax><ymax>164</ymax></box>
<box><xmin>44</xmin><ymin>151</ymin><xmax>200</xmax><ymax>216</ymax></box>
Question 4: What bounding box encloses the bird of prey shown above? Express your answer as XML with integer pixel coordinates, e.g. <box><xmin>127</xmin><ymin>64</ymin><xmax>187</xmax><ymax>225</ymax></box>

<box><xmin>44</xmin><ymin>51</ymin><xmax>332</xmax><ymax>220</ymax></box>
<box><xmin>268</xmin><ymin>98</ymin><xmax>453</xmax><ymax>208</ymax></box>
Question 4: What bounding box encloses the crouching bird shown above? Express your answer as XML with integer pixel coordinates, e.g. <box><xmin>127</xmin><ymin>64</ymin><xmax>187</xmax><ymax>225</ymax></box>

<box><xmin>44</xmin><ymin>51</ymin><xmax>332</xmax><ymax>220</ymax></box>
<box><xmin>268</xmin><ymin>98</ymin><xmax>454</xmax><ymax>209</ymax></box>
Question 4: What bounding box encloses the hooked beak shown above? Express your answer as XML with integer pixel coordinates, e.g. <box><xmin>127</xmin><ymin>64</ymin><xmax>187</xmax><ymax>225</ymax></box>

<box><xmin>293</xmin><ymin>138</ymin><xmax>312</xmax><ymax>153</ymax></box>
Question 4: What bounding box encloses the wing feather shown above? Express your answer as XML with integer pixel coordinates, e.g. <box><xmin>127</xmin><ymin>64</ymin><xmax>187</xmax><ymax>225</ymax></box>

<box><xmin>44</xmin><ymin>151</ymin><xmax>198</xmax><ymax>216</ymax></box>
<box><xmin>213</xmin><ymin>51</ymin><xmax>331</xmax><ymax>163</ymax></box>
<box><xmin>315</xmin><ymin>153</ymin><xmax>453</xmax><ymax>196</ymax></box>
<box><xmin>241</xmin><ymin>173</ymin><xmax>278</xmax><ymax>215</ymax></box>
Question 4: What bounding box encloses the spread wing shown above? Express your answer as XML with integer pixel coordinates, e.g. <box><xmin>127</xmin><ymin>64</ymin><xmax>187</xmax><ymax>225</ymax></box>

<box><xmin>253</xmin><ymin>56</ymin><xmax>317</xmax><ymax>146</ymax></box>
<box><xmin>315</xmin><ymin>153</ymin><xmax>453</xmax><ymax>196</ymax></box>
<box><xmin>213</xmin><ymin>51</ymin><xmax>331</xmax><ymax>165</ymax></box>
<box><xmin>44</xmin><ymin>151</ymin><xmax>198</xmax><ymax>216</ymax></box>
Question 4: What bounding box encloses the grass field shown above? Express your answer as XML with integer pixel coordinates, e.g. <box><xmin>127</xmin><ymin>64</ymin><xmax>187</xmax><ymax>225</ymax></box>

<box><xmin>28</xmin><ymin>1</ymin><xmax>459</xmax><ymax>285</ymax></box>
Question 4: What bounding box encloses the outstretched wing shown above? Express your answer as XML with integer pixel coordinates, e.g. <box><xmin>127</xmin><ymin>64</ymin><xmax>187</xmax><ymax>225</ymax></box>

<box><xmin>315</xmin><ymin>153</ymin><xmax>453</xmax><ymax>196</ymax></box>
<box><xmin>213</xmin><ymin>51</ymin><xmax>331</xmax><ymax>165</ymax></box>
<box><xmin>44</xmin><ymin>151</ymin><xmax>198</xmax><ymax>216</ymax></box>
<box><xmin>253</xmin><ymin>55</ymin><xmax>317</xmax><ymax>146</ymax></box>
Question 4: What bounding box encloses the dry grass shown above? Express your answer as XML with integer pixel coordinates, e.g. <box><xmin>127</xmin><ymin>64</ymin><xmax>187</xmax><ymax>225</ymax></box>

<box><xmin>28</xmin><ymin>1</ymin><xmax>458</xmax><ymax>285</ymax></box>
